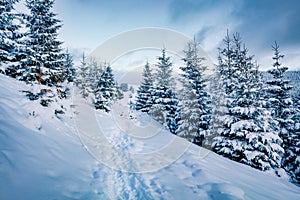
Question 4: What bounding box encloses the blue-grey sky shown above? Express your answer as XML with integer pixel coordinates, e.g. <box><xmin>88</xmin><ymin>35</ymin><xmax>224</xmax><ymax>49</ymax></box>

<box><xmin>16</xmin><ymin>0</ymin><xmax>300</xmax><ymax>70</ymax></box>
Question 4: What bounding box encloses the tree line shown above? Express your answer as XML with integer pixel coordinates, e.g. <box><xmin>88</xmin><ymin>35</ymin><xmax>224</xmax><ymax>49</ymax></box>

<box><xmin>134</xmin><ymin>35</ymin><xmax>299</xmax><ymax>185</ymax></box>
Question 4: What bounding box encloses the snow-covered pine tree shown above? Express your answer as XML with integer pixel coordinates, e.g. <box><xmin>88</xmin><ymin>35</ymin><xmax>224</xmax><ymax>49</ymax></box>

<box><xmin>266</xmin><ymin>42</ymin><xmax>299</xmax><ymax>182</ymax></box>
<box><xmin>23</xmin><ymin>0</ymin><xmax>65</xmax><ymax>86</ymax></box>
<box><xmin>213</xmin><ymin>33</ymin><xmax>284</xmax><ymax>172</ymax></box>
<box><xmin>61</xmin><ymin>49</ymin><xmax>76</xmax><ymax>83</ymax></box>
<box><xmin>211</xmin><ymin>33</ymin><xmax>239</xmax><ymax>154</ymax></box>
<box><xmin>53</xmin><ymin>49</ymin><xmax>76</xmax><ymax>100</ymax></box>
<box><xmin>208</xmin><ymin>53</ymin><xmax>227</xmax><ymax>148</ymax></box>
<box><xmin>1</xmin><ymin>0</ymin><xmax>25</xmax><ymax>77</ymax></box>
<box><xmin>149</xmin><ymin>49</ymin><xmax>179</xmax><ymax>134</ymax></box>
<box><xmin>94</xmin><ymin>64</ymin><xmax>116</xmax><ymax>112</ymax></box>
<box><xmin>284</xmin><ymin>94</ymin><xmax>300</xmax><ymax>184</ymax></box>
<box><xmin>128</xmin><ymin>86</ymin><xmax>135</xmax><ymax>110</ymax></box>
<box><xmin>115</xmin><ymin>82</ymin><xmax>124</xmax><ymax>100</ymax></box>
<box><xmin>88</xmin><ymin>58</ymin><xmax>103</xmax><ymax>92</ymax></box>
<box><xmin>76</xmin><ymin>53</ymin><xmax>90</xmax><ymax>98</ymax></box>
<box><xmin>266</xmin><ymin>42</ymin><xmax>294</xmax><ymax>144</ymax></box>
<box><xmin>176</xmin><ymin>38</ymin><xmax>211</xmax><ymax>145</ymax></box>
<box><xmin>135</xmin><ymin>62</ymin><xmax>154</xmax><ymax>112</ymax></box>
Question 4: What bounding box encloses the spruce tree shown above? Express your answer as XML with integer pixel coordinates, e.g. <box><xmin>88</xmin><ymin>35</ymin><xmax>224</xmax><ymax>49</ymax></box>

<box><xmin>177</xmin><ymin>39</ymin><xmax>211</xmax><ymax>145</ymax></box>
<box><xmin>284</xmin><ymin>95</ymin><xmax>300</xmax><ymax>184</ymax></box>
<box><xmin>149</xmin><ymin>49</ymin><xmax>179</xmax><ymax>134</ymax></box>
<box><xmin>286</xmin><ymin>95</ymin><xmax>300</xmax><ymax>184</ymax></box>
<box><xmin>61</xmin><ymin>49</ymin><xmax>76</xmax><ymax>83</ymax></box>
<box><xmin>1</xmin><ymin>0</ymin><xmax>25</xmax><ymax>77</ymax></box>
<box><xmin>208</xmin><ymin>53</ymin><xmax>227</xmax><ymax>148</ymax></box>
<box><xmin>266</xmin><ymin>42</ymin><xmax>299</xmax><ymax>182</ymax></box>
<box><xmin>135</xmin><ymin>62</ymin><xmax>154</xmax><ymax>112</ymax></box>
<box><xmin>76</xmin><ymin>53</ymin><xmax>90</xmax><ymax>98</ymax></box>
<box><xmin>94</xmin><ymin>64</ymin><xmax>116</xmax><ymax>112</ymax></box>
<box><xmin>266</xmin><ymin>42</ymin><xmax>294</xmax><ymax>145</ymax></box>
<box><xmin>115</xmin><ymin>83</ymin><xmax>124</xmax><ymax>100</ymax></box>
<box><xmin>88</xmin><ymin>58</ymin><xmax>104</xmax><ymax>92</ymax></box>
<box><xmin>23</xmin><ymin>0</ymin><xmax>64</xmax><ymax>86</ymax></box>
<box><xmin>212</xmin><ymin>34</ymin><xmax>284</xmax><ymax>172</ymax></box>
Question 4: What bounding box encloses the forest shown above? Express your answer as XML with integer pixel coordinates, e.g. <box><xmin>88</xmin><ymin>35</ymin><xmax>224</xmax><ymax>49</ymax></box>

<box><xmin>1</xmin><ymin>0</ymin><xmax>299</xmax><ymax>187</ymax></box>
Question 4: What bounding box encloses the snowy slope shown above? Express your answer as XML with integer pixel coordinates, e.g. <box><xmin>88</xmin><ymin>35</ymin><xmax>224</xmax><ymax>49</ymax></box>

<box><xmin>0</xmin><ymin>74</ymin><xmax>299</xmax><ymax>200</ymax></box>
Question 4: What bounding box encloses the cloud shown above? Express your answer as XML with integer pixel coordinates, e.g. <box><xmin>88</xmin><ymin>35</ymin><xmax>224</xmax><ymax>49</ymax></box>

<box><xmin>169</xmin><ymin>0</ymin><xmax>300</xmax><ymax>46</ymax></box>
<box><xmin>168</xmin><ymin>0</ymin><xmax>241</xmax><ymax>47</ymax></box>
<box><xmin>234</xmin><ymin>0</ymin><xmax>300</xmax><ymax>46</ymax></box>
<box><xmin>168</xmin><ymin>0</ymin><xmax>300</xmax><ymax>70</ymax></box>
<box><xmin>169</xmin><ymin>0</ymin><xmax>241</xmax><ymax>23</ymax></box>
<box><xmin>229</xmin><ymin>0</ymin><xmax>300</xmax><ymax>69</ymax></box>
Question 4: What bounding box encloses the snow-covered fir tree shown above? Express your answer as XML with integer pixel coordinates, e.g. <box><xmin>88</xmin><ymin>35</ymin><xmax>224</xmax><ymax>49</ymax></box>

<box><xmin>176</xmin><ymin>38</ymin><xmax>211</xmax><ymax>145</ymax></box>
<box><xmin>265</xmin><ymin>42</ymin><xmax>294</xmax><ymax>144</ymax></box>
<box><xmin>1</xmin><ymin>0</ymin><xmax>25</xmax><ymax>77</ymax></box>
<box><xmin>23</xmin><ymin>0</ymin><xmax>65</xmax><ymax>86</ymax></box>
<box><xmin>76</xmin><ymin>53</ymin><xmax>90</xmax><ymax>98</ymax></box>
<box><xmin>149</xmin><ymin>49</ymin><xmax>179</xmax><ymax>134</ymax></box>
<box><xmin>115</xmin><ymin>83</ymin><xmax>124</xmax><ymax>100</ymax></box>
<box><xmin>270</xmin><ymin>45</ymin><xmax>296</xmax><ymax>133</ymax></box>
<box><xmin>88</xmin><ymin>58</ymin><xmax>103</xmax><ymax>92</ymax></box>
<box><xmin>266</xmin><ymin>42</ymin><xmax>299</xmax><ymax>182</ymax></box>
<box><xmin>135</xmin><ymin>62</ymin><xmax>154</xmax><ymax>112</ymax></box>
<box><xmin>284</xmin><ymin>94</ymin><xmax>300</xmax><ymax>184</ymax></box>
<box><xmin>61</xmin><ymin>49</ymin><xmax>76</xmax><ymax>83</ymax></box>
<box><xmin>212</xmin><ymin>33</ymin><xmax>284</xmax><ymax>172</ymax></box>
<box><xmin>208</xmin><ymin>53</ymin><xmax>228</xmax><ymax>148</ymax></box>
<box><xmin>94</xmin><ymin>64</ymin><xmax>116</xmax><ymax>112</ymax></box>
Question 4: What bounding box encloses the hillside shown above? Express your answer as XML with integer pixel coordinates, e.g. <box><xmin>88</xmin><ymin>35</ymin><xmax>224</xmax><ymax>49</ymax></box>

<box><xmin>0</xmin><ymin>75</ymin><xmax>299</xmax><ymax>200</ymax></box>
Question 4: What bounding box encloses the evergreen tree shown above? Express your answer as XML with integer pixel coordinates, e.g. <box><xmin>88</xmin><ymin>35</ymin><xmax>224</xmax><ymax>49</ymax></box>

<box><xmin>115</xmin><ymin>83</ymin><xmax>124</xmax><ymax>100</ymax></box>
<box><xmin>88</xmin><ymin>58</ymin><xmax>103</xmax><ymax>91</ymax></box>
<box><xmin>149</xmin><ymin>49</ymin><xmax>179</xmax><ymax>134</ymax></box>
<box><xmin>208</xmin><ymin>53</ymin><xmax>227</xmax><ymax>148</ymax></box>
<box><xmin>23</xmin><ymin>0</ymin><xmax>65</xmax><ymax>86</ymax></box>
<box><xmin>177</xmin><ymin>39</ymin><xmax>211</xmax><ymax>145</ymax></box>
<box><xmin>283</xmin><ymin>94</ymin><xmax>300</xmax><ymax>184</ymax></box>
<box><xmin>61</xmin><ymin>49</ymin><xmax>76</xmax><ymax>83</ymax></box>
<box><xmin>94</xmin><ymin>64</ymin><xmax>116</xmax><ymax>112</ymax></box>
<box><xmin>76</xmin><ymin>53</ymin><xmax>90</xmax><ymax>98</ymax></box>
<box><xmin>266</xmin><ymin>42</ymin><xmax>299</xmax><ymax>182</ymax></box>
<box><xmin>1</xmin><ymin>0</ymin><xmax>25</xmax><ymax>77</ymax></box>
<box><xmin>266</xmin><ymin>42</ymin><xmax>294</xmax><ymax>145</ymax></box>
<box><xmin>76</xmin><ymin>55</ymin><xmax>104</xmax><ymax>99</ymax></box>
<box><xmin>212</xmin><ymin>33</ymin><xmax>284</xmax><ymax>172</ymax></box>
<box><xmin>135</xmin><ymin>62</ymin><xmax>154</xmax><ymax>112</ymax></box>
<box><xmin>128</xmin><ymin>86</ymin><xmax>135</xmax><ymax>110</ymax></box>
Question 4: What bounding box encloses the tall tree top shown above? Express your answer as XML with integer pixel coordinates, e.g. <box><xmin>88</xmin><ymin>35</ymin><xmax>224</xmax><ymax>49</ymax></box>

<box><xmin>272</xmin><ymin>41</ymin><xmax>284</xmax><ymax>70</ymax></box>
<box><xmin>141</xmin><ymin>61</ymin><xmax>153</xmax><ymax>85</ymax></box>
<box><xmin>26</xmin><ymin>0</ymin><xmax>55</xmax><ymax>13</ymax></box>
<box><xmin>155</xmin><ymin>48</ymin><xmax>173</xmax><ymax>88</ymax></box>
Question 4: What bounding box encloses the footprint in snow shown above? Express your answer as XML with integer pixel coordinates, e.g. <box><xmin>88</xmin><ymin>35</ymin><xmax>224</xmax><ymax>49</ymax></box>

<box><xmin>200</xmin><ymin>183</ymin><xmax>245</xmax><ymax>200</ymax></box>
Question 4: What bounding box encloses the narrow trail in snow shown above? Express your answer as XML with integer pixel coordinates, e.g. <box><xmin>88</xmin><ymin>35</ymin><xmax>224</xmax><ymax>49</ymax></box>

<box><xmin>89</xmin><ymin>134</ymin><xmax>169</xmax><ymax>199</ymax></box>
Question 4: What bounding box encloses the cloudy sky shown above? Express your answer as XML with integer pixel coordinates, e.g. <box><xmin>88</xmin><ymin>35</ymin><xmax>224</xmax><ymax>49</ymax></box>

<box><xmin>16</xmin><ymin>0</ymin><xmax>300</xmax><ymax>70</ymax></box>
